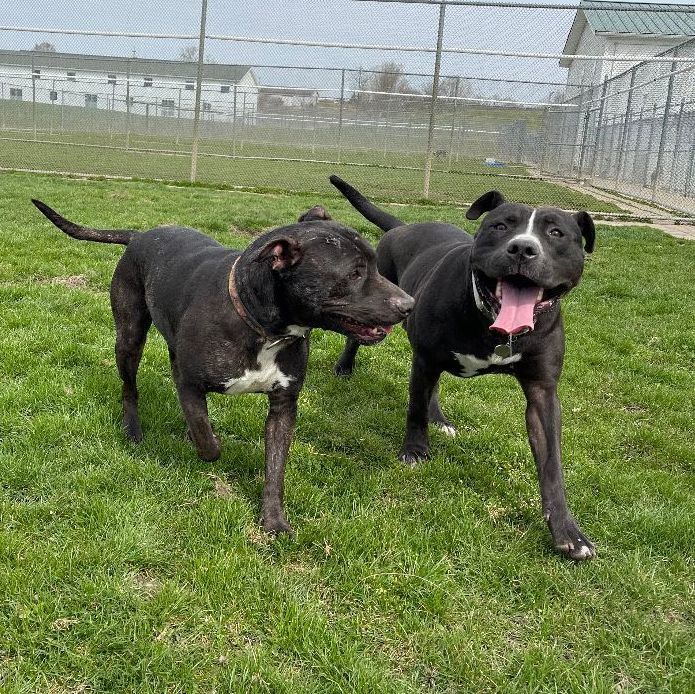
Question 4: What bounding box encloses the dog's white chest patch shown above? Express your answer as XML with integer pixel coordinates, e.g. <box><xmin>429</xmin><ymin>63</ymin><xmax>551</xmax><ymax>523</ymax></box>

<box><xmin>223</xmin><ymin>328</ymin><xmax>305</xmax><ymax>395</ymax></box>
<box><xmin>453</xmin><ymin>351</ymin><xmax>521</xmax><ymax>378</ymax></box>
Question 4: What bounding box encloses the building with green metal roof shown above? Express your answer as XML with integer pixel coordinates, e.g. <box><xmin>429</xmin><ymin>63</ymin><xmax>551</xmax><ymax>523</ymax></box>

<box><xmin>561</xmin><ymin>2</ymin><xmax>695</xmax><ymax>94</ymax></box>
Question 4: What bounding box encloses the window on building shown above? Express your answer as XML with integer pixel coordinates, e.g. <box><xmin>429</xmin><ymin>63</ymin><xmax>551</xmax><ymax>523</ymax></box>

<box><xmin>220</xmin><ymin>85</ymin><xmax>230</xmax><ymax>94</ymax></box>
<box><xmin>9</xmin><ymin>88</ymin><xmax>22</xmax><ymax>100</ymax></box>
<box><xmin>143</xmin><ymin>76</ymin><xmax>153</xmax><ymax>87</ymax></box>
<box><xmin>85</xmin><ymin>93</ymin><xmax>98</xmax><ymax>108</ymax></box>
<box><xmin>161</xmin><ymin>98</ymin><xmax>175</xmax><ymax>117</ymax></box>
<box><xmin>67</xmin><ymin>71</ymin><xmax>76</xmax><ymax>81</ymax></box>
<box><xmin>32</xmin><ymin>68</ymin><xmax>41</xmax><ymax>80</ymax></box>
<box><xmin>107</xmin><ymin>74</ymin><xmax>117</xmax><ymax>85</ymax></box>
<box><xmin>185</xmin><ymin>79</ymin><xmax>195</xmax><ymax>91</ymax></box>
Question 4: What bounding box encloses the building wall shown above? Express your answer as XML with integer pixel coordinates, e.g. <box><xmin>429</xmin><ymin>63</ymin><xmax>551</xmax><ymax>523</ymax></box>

<box><xmin>0</xmin><ymin>63</ymin><xmax>258</xmax><ymax>122</ymax></box>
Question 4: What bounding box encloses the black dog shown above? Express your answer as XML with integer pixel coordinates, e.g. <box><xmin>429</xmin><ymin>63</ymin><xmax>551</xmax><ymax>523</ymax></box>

<box><xmin>329</xmin><ymin>176</ymin><xmax>596</xmax><ymax>560</ymax></box>
<box><xmin>32</xmin><ymin>199</ymin><xmax>413</xmax><ymax>535</ymax></box>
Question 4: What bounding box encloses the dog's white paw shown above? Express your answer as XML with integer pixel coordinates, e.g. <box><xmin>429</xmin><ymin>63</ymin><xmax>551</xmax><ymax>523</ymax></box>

<box><xmin>433</xmin><ymin>422</ymin><xmax>457</xmax><ymax>437</ymax></box>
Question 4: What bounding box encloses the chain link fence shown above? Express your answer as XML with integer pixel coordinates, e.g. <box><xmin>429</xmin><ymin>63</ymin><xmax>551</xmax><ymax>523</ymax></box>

<box><xmin>1</xmin><ymin>0</ymin><xmax>694</xmax><ymax>217</ymax></box>
<box><xmin>545</xmin><ymin>36</ymin><xmax>695</xmax><ymax>215</ymax></box>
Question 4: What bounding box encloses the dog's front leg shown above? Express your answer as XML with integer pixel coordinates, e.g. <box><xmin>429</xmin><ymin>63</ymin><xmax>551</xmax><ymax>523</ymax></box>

<box><xmin>176</xmin><ymin>384</ymin><xmax>221</xmax><ymax>462</ymax></box>
<box><xmin>261</xmin><ymin>389</ymin><xmax>298</xmax><ymax>535</ymax></box>
<box><xmin>519</xmin><ymin>378</ymin><xmax>595</xmax><ymax>561</ymax></box>
<box><xmin>400</xmin><ymin>357</ymin><xmax>441</xmax><ymax>465</ymax></box>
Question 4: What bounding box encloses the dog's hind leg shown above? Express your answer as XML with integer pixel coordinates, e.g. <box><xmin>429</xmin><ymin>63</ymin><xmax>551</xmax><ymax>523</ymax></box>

<box><xmin>334</xmin><ymin>337</ymin><xmax>361</xmax><ymax>377</ymax></box>
<box><xmin>400</xmin><ymin>358</ymin><xmax>441</xmax><ymax>465</ymax></box>
<box><xmin>428</xmin><ymin>381</ymin><xmax>457</xmax><ymax>437</ymax></box>
<box><xmin>111</xmin><ymin>259</ymin><xmax>151</xmax><ymax>443</ymax></box>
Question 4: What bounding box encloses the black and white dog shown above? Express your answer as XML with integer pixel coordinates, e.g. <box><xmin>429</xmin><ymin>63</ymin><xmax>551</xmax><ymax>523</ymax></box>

<box><xmin>330</xmin><ymin>176</ymin><xmax>596</xmax><ymax>560</ymax></box>
<box><xmin>32</xmin><ymin>199</ymin><xmax>413</xmax><ymax>535</ymax></box>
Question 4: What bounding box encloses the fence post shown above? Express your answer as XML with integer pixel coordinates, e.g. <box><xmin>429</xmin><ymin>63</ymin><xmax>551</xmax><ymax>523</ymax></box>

<box><xmin>31</xmin><ymin>54</ymin><xmax>37</xmax><ymax>141</ymax></box>
<box><xmin>176</xmin><ymin>88</ymin><xmax>182</xmax><ymax>147</ymax></box>
<box><xmin>650</xmin><ymin>54</ymin><xmax>678</xmax><ymax>201</ymax></box>
<box><xmin>615</xmin><ymin>66</ymin><xmax>637</xmax><ymax>184</ymax></box>
<box><xmin>644</xmin><ymin>102</ymin><xmax>659</xmax><ymax>186</ymax></box>
<box><xmin>190</xmin><ymin>0</ymin><xmax>208</xmax><ymax>183</ymax></box>
<box><xmin>447</xmin><ymin>76</ymin><xmax>460</xmax><ymax>171</ymax></box>
<box><xmin>668</xmin><ymin>98</ymin><xmax>686</xmax><ymax>192</ymax></box>
<box><xmin>587</xmin><ymin>78</ymin><xmax>607</xmax><ymax>181</ymax></box>
<box><xmin>577</xmin><ymin>108</ymin><xmax>591</xmax><ymax>181</ymax></box>
<box><xmin>631</xmin><ymin>103</ymin><xmax>646</xmax><ymax>182</ymax></box>
<box><xmin>337</xmin><ymin>68</ymin><xmax>346</xmax><ymax>164</ymax></box>
<box><xmin>232</xmin><ymin>85</ymin><xmax>237</xmax><ymax>156</ymax></box>
<box><xmin>126</xmin><ymin>58</ymin><xmax>131</xmax><ymax>150</ymax></box>
<box><xmin>423</xmin><ymin>1</ymin><xmax>446</xmax><ymax>199</ymax></box>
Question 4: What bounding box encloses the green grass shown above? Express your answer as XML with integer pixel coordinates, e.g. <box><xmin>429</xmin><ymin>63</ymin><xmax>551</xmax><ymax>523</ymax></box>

<box><xmin>0</xmin><ymin>171</ymin><xmax>693</xmax><ymax>693</ymax></box>
<box><xmin>0</xmin><ymin>103</ymin><xmax>620</xmax><ymax>213</ymax></box>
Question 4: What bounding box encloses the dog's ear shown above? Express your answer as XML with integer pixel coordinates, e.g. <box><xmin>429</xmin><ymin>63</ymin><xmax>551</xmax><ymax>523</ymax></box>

<box><xmin>298</xmin><ymin>205</ymin><xmax>332</xmax><ymax>222</ymax></box>
<box><xmin>465</xmin><ymin>191</ymin><xmax>506</xmax><ymax>220</ymax></box>
<box><xmin>256</xmin><ymin>236</ymin><xmax>303</xmax><ymax>271</ymax></box>
<box><xmin>574</xmin><ymin>211</ymin><xmax>595</xmax><ymax>253</ymax></box>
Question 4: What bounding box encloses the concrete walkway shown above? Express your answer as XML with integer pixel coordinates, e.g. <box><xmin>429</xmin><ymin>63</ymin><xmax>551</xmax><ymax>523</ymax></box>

<box><xmin>552</xmin><ymin>179</ymin><xmax>695</xmax><ymax>240</ymax></box>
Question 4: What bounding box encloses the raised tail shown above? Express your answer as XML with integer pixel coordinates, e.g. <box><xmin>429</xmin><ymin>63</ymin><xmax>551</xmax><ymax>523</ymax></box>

<box><xmin>329</xmin><ymin>175</ymin><xmax>404</xmax><ymax>232</ymax></box>
<box><xmin>32</xmin><ymin>199</ymin><xmax>136</xmax><ymax>245</ymax></box>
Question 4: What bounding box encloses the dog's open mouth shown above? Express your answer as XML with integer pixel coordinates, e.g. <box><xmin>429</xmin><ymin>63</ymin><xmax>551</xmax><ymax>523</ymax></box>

<box><xmin>473</xmin><ymin>272</ymin><xmax>566</xmax><ymax>335</ymax></box>
<box><xmin>339</xmin><ymin>317</ymin><xmax>393</xmax><ymax>344</ymax></box>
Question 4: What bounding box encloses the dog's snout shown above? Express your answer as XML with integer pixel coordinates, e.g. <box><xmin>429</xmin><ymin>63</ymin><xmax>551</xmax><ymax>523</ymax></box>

<box><xmin>390</xmin><ymin>295</ymin><xmax>414</xmax><ymax>317</ymax></box>
<box><xmin>507</xmin><ymin>237</ymin><xmax>541</xmax><ymax>259</ymax></box>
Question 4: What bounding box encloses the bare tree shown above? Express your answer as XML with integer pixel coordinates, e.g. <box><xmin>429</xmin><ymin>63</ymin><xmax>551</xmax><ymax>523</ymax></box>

<box><xmin>178</xmin><ymin>44</ymin><xmax>217</xmax><ymax>63</ymax></box>
<box><xmin>422</xmin><ymin>76</ymin><xmax>475</xmax><ymax>100</ymax></box>
<box><xmin>179</xmin><ymin>45</ymin><xmax>199</xmax><ymax>62</ymax></box>
<box><xmin>33</xmin><ymin>42</ymin><xmax>56</xmax><ymax>52</ymax></box>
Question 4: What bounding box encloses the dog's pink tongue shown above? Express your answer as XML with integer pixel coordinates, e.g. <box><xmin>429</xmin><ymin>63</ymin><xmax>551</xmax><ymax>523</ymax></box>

<box><xmin>490</xmin><ymin>281</ymin><xmax>538</xmax><ymax>335</ymax></box>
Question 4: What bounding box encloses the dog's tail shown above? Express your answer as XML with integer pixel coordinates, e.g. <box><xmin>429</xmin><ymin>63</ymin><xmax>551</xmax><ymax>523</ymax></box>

<box><xmin>32</xmin><ymin>199</ymin><xmax>136</xmax><ymax>245</ymax></box>
<box><xmin>329</xmin><ymin>175</ymin><xmax>403</xmax><ymax>232</ymax></box>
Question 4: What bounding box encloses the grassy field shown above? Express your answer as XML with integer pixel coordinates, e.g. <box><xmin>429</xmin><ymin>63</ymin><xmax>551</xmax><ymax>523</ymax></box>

<box><xmin>0</xmin><ymin>171</ymin><xmax>693</xmax><ymax>692</ymax></box>
<box><xmin>0</xmin><ymin>122</ymin><xmax>620</xmax><ymax>213</ymax></box>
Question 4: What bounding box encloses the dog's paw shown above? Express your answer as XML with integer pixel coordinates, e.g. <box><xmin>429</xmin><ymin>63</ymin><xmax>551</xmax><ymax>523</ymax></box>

<box><xmin>399</xmin><ymin>443</ymin><xmax>430</xmax><ymax>467</ymax></box>
<box><xmin>187</xmin><ymin>429</ymin><xmax>221</xmax><ymax>462</ymax></box>
<box><xmin>432</xmin><ymin>422</ymin><xmax>457</xmax><ymax>437</ymax></box>
<box><xmin>333</xmin><ymin>361</ymin><xmax>354</xmax><ymax>378</ymax></box>
<box><xmin>123</xmin><ymin>417</ymin><xmax>142</xmax><ymax>443</ymax></box>
<box><xmin>547</xmin><ymin>512</ymin><xmax>596</xmax><ymax>561</ymax></box>
<box><xmin>124</xmin><ymin>421</ymin><xmax>143</xmax><ymax>443</ymax></box>
<box><xmin>261</xmin><ymin>513</ymin><xmax>294</xmax><ymax>536</ymax></box>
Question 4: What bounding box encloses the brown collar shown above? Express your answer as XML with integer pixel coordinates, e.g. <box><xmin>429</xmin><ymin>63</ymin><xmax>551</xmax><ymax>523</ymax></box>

<box><xmin>228</xmin><ymin>256</ymin><xmax>305</xmax><ymax>347</ymax></box>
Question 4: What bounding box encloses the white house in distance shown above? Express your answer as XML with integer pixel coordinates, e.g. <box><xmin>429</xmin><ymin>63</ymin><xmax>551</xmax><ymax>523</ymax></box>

<box><xmin>259</xmin><ymin>87</ymin><xmax>320</xmax><ymax>110</ymax></box>
<box><xmin>560</xmin><ymin>1</ymin><xmax>695</xmax><ymax>97</ymax></box>
<box><xmin>0</xmin><ymin>49</ymin><xmax>259</xmax><ymax>122</ymax></box>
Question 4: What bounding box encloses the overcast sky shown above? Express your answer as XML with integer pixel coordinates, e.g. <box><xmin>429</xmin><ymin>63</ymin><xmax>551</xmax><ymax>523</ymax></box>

<box><xmin>3</xmin><ymin>1</ymin><xmax>695</xmax><ymax>100</ymax></box>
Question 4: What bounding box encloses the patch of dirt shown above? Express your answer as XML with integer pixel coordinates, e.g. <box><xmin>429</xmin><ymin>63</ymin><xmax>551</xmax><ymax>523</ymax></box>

<box><xmin>228</xmin><ymin>224</ymin><xmax>257</xmax><ymax>237</ymax></box>
<box><xmin>128</xmin><ymin>570</ymin><xmax>162</xmax><ymax>598</ymax></box>
<box><xmin>40</xmin><ymin>275</ymin><xmax>90</xmax><ymax>289</ymax></box>
<box><xmin>50</xmin><ymin>617</ymin><xmax>79</xmax><ymax>631</ymax></box>
<box><xmin>207</xmin><ymin>473</ymin><xmax>234</xmax><ymax>500</ymax></box>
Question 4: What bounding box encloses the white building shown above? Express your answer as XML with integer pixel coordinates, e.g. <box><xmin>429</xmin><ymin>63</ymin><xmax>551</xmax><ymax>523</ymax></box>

<box><xmin>259</xmin><ymin>87</ymin><xmax>320</xmax><ymax>110</ymax></box>
<box><xmin>0</xmin><ymin>50</ymin><xmax>258</xmax><ymax>122</ymax></box>
<box><xmin>561</xmin><ymin>2</ymin><xmax>695</xmax><ymax>97</ymax></box>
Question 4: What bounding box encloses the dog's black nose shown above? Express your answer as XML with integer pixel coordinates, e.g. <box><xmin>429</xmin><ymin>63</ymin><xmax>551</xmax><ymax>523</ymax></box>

<box><xmin>390</xmin><ymin>295</ymin><xmax>415</xmax><ymax>317</ymax></box>
<box><xmin>507</xmin><ymin>237</ymin><xmax>541</xmax><ymax>259</ymax></box>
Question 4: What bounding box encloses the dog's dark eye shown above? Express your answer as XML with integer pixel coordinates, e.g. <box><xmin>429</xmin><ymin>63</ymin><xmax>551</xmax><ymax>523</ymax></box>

<box><xmin>548</xmin><ymin>228</ymin><xmax>564</xmax><ymax>238</ymax></box>
<box><xmin>494</xmin><ymin>223</ymin><xmax>507</xmax><ymax>231</ymax></box>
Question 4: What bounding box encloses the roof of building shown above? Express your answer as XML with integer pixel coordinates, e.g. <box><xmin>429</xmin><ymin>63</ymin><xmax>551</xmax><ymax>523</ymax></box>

<box><xmin>0</xmin><ymin>49</ymin><xmax>256</xmax><ymax>84</ymax></box>
<box><xmin>562</xmin><ymin>2</ymin><xmax>695</xmax><ymax>64</ymax></box>
<box><xmin>259</xmin><ymin>87</ymin><xmax>319</xmax><ymax>98</ymax></box>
